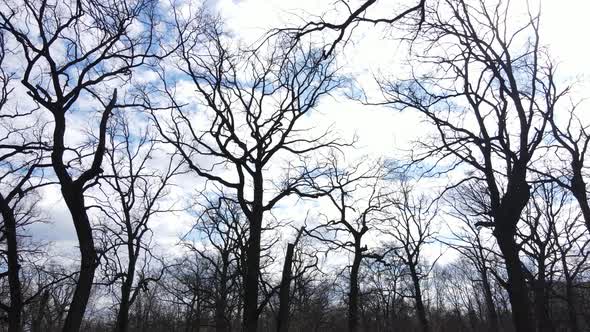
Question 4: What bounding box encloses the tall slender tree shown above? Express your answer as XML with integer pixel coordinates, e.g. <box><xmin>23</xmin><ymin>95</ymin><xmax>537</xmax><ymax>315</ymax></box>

<box><xmin>91</xmin><ymin>114</ymin><xmax>183</xmax><ymax>332</ymax></box>
<box><xmin>153</xmin><ymin>16</ymin><xmax>345</xmax><ymax>331</ymax></box>
<box><xmin>380</xmin><ymin>1</ymin><xmax>564</xmax><ymax>330</ymax></box>
<box><xmin>0</xmin><ymin>0</ymin><xmax>166</xmax><ymax>330</ymax></box>
<box><xmin>304</xmin><ymin>155</ymin><xmax>387</xmax><ymax>332</ymax></box>
<box><xmin>0</xmin><ymin>30</ymin><xmax>51</xmax><ymax>332</ymax></box>
<box><xmin>384</xmin><ymin>180</ymin><xmax>437</xmax><ymax>332</ymax></box>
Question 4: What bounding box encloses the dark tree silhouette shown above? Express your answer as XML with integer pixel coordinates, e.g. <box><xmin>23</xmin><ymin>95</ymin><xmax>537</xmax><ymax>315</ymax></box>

<box><xmin>530</xmin><ymin>182</ymin><xmax>589</xmax><ymax>332</ymax></box>
<box><xmin>445</xmin><ymin>182</ymin><xmax>503</xmax><ymax>332</ymax></box>
<box><xmin>276</xmin><ymin>226</ymin><xmax>305</xmax><ymax>332</ymax></box>
<box><xmin>182</xmin><ymin>194</ymin><xmax>247</xmax><ymax>332</ymax></box>
<box><xmin>0</xmin><ymin>30</ymin><xmax>52</xmax><ymax>332</ymax></box>
<box><xmin>359</xmin><ymin>254</ymin><xmax>408</xmax><ymax>331</ymax></box>
<box><xmin>383</xmin><ymin>179</ymin><xmax>437</xmax><ymax>332</ymax></box>
<box><xmin>0</xmin><ymin>0</ymin><xmax>167</xmax><ymax>330</ymax></box>
<box><xmin>380</xmin><ymin>1</ymin><xmax>564</xmax><ymax>330</ymax></box>
<box><xmin>518</xmin><ymin>182</ymin><xmax>562</xmax><ymax>332</ymax></box>
<box><xmin>152</xmin><ymin>13</ymin><xmax>345</xmax><ymax>331</ymax></box>
<box><xmin>304</xmin><ymin>155</ymin><xmax>387</xmax><ymax>332</ymax></box>
<box><xmin>160</xmin><ymin>255</ymin><xmax>211</xmax><ymax>332</ymax></box>
<box><xmin>537</xmin><ymin>102</ymin><xmax>590</xmax><ymax>235</ymax></box>
<box><xmin>91</xmin><ymin>114</ymin><xmax>183</xmax><ymax>332</ymax></box>
<box><xmin>0</xmin><ymin>1</ymin><xmax>589</xmax><ymax>332</ymax></box>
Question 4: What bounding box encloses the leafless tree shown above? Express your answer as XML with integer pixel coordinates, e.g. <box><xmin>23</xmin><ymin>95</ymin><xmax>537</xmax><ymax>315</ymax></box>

<box><xmin>543</xmin><ymin>184</ymin><xmax>590</xmax><ymax>332</ymax></box>
<box><xmin>383</xmin><ymin>179</ymin><xmax>437</xmax><ymax>332</ymax></box>
<box><xmin>0</xmin><ymin>0</ymin><xmax>168</xmax><ymax>330</ymax></box>
<box><xmin>0</xmin><ymin>29</ymin><xmax>53</xmax><ymax>332</ymax></box>
<box><xmin>26</xmin><ymin>263</ymin><xmax>79</xmax><ymax>332</ymax></box>
<box><xmin>304</xmin><ymin>155</ymin><xmax>387</xmax><ymax>332</ymax></box>
<box><xmin>517</xmin><ymin>182</ymin><xmax>564</xmax><ymax>332</ymax></box>
<box><xmin>379</xmin><ymin>1</ymin><xmax>564</xmax><ymax>330</ymax></box>
<box><xmin>444</xmin><ymin>182</ymin><xmax>503</xmax><ymax>332</ymax></box>
<box><xmin>160</xmin><ymin>255</ymin><xmax>211</xmax><ymax>332</ymax></box>
<box><xmin>182</xmin><ymin>194</ymin><xmax>247</xmax><ymax>332</ymax></box>
<box><xmin>276</xmin><ymin>227</ymin><xmax>307</xmax><ymax>332</ymax></box>
<box><xmin>90</xmin><ymin>113</ymin><xmax>183</xmax><ymax>332</ymax></box>
<box><xmin>152</xmin><ymin>12</ymin><xmax>346</xmax><ymax>331</ymax></box>
<box><xmin>534</xmin><ymin>100</ymin><xmax>590</xmax><ymax>235</ymax></box>
<box><xmin>359</xmin><ymin>254</ymin><xmax>408</xmax><ymax>332</ymax></box>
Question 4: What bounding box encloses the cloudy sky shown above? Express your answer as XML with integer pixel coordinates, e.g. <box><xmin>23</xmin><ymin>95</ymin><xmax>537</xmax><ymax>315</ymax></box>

<box><xmin>27</xmin><ymin>0</ymin><xmax>590</xmax><ymax>266</ymax></box>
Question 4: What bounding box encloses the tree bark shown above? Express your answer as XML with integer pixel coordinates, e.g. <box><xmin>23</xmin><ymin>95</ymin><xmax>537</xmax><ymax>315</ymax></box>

<box><xmin>570</xmin><ymin>164</ymin><xmax>590</xmax><ymax>233</ymax></box>
<box><xmin>480</xmin><ymin>267</ymin><xmax>499</xmax><ymax>332</ymax></box>
<box><xmin>277</xmin><ymin>243</ymin><xmax>295</xmax><ymax>332</ymax></box>
<box><xmin>409</xmin><ymin>263</ymin><xmax>429</xmax><ymax>332</ymax></box>
<box><xmin>348</xmin><ymin>245</ymin><xmax>362</xmax><ymax>332</ymax></box>
<box><xmin>61</xmin><ymin>188</ymin><xmax>98</xmax><ymax>332</ymax></box>
<box><xmin>495</xmin><ymin>231</ymin><xmax>532</xmax><ymax>332</ymax></box>
<box><xmin>243</xmin><ymin>173</ymin><xmax>264</xmax><ymax>332</ymax></box>
<box><xmin>115</xmin><ymin>256</ymin><xmax>136</xmax><ymax>332</ymax></box>
<box><xmin>0</xmin><ymin>196</ymin><xmax>23</xmax><ymax>332</ymax></box>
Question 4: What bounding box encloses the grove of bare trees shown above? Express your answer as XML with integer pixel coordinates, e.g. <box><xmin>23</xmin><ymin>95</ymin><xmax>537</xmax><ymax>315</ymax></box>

<box><xmin>0</xmin><ymin>0</ymin><xmax>588</xmax><ymax>332</ymax></box>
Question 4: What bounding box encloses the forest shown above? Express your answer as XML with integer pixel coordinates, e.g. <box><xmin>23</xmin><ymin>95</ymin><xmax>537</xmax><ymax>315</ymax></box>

<box><xmin>0</xmin><ymin>0</ymin><xmax>587</xmax><ymax>331</ymax></box>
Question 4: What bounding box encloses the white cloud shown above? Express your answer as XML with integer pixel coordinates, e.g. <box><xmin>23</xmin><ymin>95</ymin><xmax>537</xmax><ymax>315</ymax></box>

<box><xmin>17</xmin><ymin>0</ymin><xmax>589</xmax><ymax>273</ymax></box>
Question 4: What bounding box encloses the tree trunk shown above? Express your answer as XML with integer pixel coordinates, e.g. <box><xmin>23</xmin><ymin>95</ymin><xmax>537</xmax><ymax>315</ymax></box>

<box><xmin>480</xmin><ymin>267</ymin><xmax>499</xmax><ymax>332</ymax></box>
<box><xmin>0</xmin><ymin>196</ymin><xmax>23</xmax><ymax>332</ymax></box>
<box><xmin>61</xmin><ymin>187</ymin><xmax>98</xmax><ymax>332</ymax></box>
<box><xmin>51</xmin><ymin>109</ymin><xmax>102</xmax><ymax>332</ymax></box>
<box><xmin>571</xmin><ymin>165</ymin><xmax>590</xmax><ymax>233</ymax></box>
<box><xmin>409</xmin><ymin>263</ymin><xmax>429</xmax><ymax>332</ymax></box>
<box><xmin>115</xmin><ymin>270</ymin><xmax>134</xmax><ymax>332</ymax></box>
<box><xmin>215</xmin><ymin>258</ymin><xmax>229</xmax><ymax>332</ymax></box>
<box><xmin>533</xmin><ymin>261</ymin><xmax>553</xmax><ymax>332</ymax></box>
<box><xmin>243</xmin><ymin>207</ymin><xmax>263</xmax><ymax>332</ymax></box>
<box><xmin>495</xmin><ymin>231</ymin><xmax>532</xmax><ymax>332</ymax></box>
<box><xmin>215</xmin><ymin>293</ymin><xmax>228</xmax><ymax>332</ymax></box>
<box><xmin>493</xmin><ymin>176</ymin><xmax>534</xmax><ymax>332</ymax></box>
<box><xmin>185</xmin><ymin>309</ymin><xmax>193</xmax><ymax>332</ymax></box>
<box><xmin>563</xmin><ymin>267</ymin><xmax>580</xmax><ymax>332</ymax></box>
<box><xmin>277</xmin><ymin>242</ymin><xmax>295</xmax><ymax>332</ymax></box>
<box><xmin>348</xmin><ymin>246</ymin><xmax>362</xmax><ymax>332</ymax></box>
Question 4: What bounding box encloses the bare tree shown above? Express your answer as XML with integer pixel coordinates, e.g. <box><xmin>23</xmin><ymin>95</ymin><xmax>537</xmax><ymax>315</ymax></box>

<box><xmin>160</xmin><ymin>255</ymin><xmax>211</xmax><ymax>332</ymax></box>
<box><xmin>27</xmin><ymin>263</ymin><xmax>79</xmax><ymax>332</ymax></box>
<box><xmin>517</xmin><ymin>182</ymin><xmax>563</xmax><ymax>332</ymax></box>
<box><xmin>304</xmin><ymin>155</ymin><xmax>387</xmax><ymax>332</ymax></box>
<box><xmin>0</xmin><ymin>29</ymin><xmax>53</xmax><ymax>332</ymax></box>
<box><xmin>383</xmin><ymin>179</ymin><xmax>437</xmax><ymax>332</ymax></box>
<box><xmin>359</xmin><ymin>253</ymin><xmax>408</xmax><ymax>332</ymax></box>
<box><xmin>90</xmin><ymin>113</ymin><xmax>183</xmax><ymax>332</ymax></box>
<box><xmin>152</xmin><ymin>13</ymin><xmax>345</xmax><ymax>331</ymax></box>
<box><xmin>182</xmin><ymin>194</ymin><xmax>247</xmax><ymax>332</ymax></box>
<box><xmin>0</xmin><ymin>0</ymin><xmax>167</xmax><ymax>329</ymax></box>
<box><xmin>380</xmin><ymin>1</ymin><xmax>564</xmax><ymax>330</ymax></box>
<box><xmin>536</xmin><ymin>101</ymin><xmax>590</xmax><ymax>234</ymax></box>
<box><xmin>276</xmin><ymin>227</ymin><xmax>305</xmax><ymax>332</ymax></box>
<box><xmin>444</xmin><ymin>182</ymin><xmax>503</xmax><ymax>332</ymax></box>
<box><xmin>545</xmin><ymin>185</ymin><xmax>590</xmax><ymax>332</ymax></box>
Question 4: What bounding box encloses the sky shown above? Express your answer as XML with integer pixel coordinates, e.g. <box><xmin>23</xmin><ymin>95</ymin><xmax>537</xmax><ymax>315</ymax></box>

<box><xmin>24</xmin><ymin>0</ymin><xmax>590</xmax><ymax>268</ymax></box>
